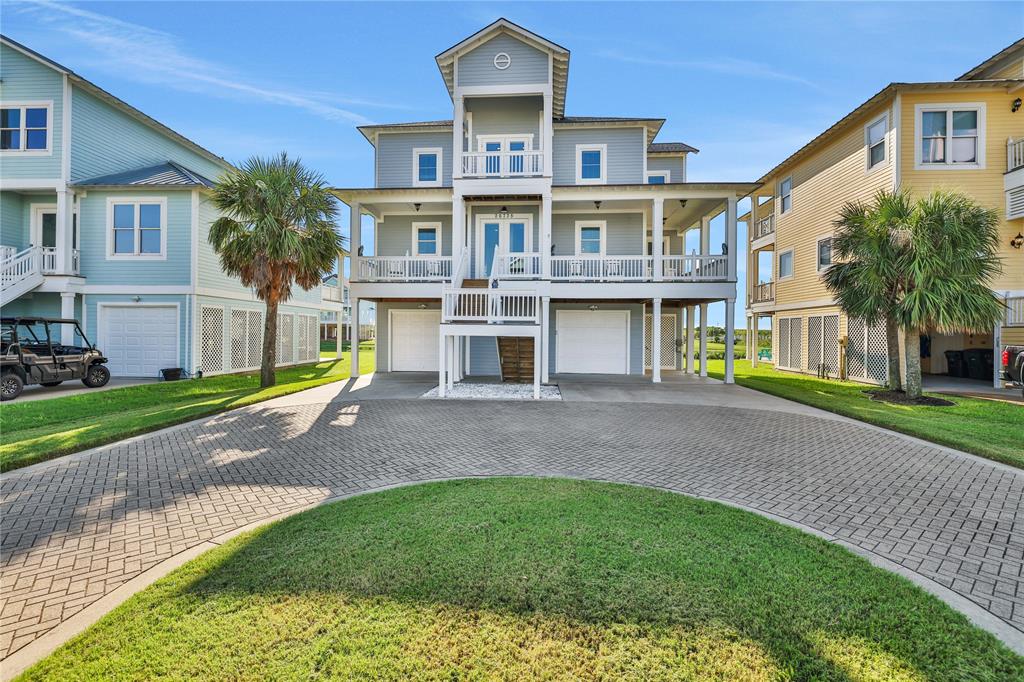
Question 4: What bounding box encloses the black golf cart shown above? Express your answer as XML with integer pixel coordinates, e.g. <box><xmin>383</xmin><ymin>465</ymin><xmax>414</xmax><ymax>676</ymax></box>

<box><xmin>1</xmin><ymin>317</ymin><xmax>110</xmax><ymax>401</ymax></box>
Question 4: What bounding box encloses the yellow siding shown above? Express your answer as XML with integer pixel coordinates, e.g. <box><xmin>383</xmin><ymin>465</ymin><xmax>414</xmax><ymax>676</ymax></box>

<box><xmin>1003</xmin><ymin>327</ymin><xmax>1024</xmax><ymax>345</ymax></box>
<box><xmin>899</xmin><ymin>89</ymin><xmax>1024</xmax><ymax>293</ymax></box>
<box><xmin>770</xmin><ymin>100</ymin><xmax>896</xmax><ymax>308</ymax></box>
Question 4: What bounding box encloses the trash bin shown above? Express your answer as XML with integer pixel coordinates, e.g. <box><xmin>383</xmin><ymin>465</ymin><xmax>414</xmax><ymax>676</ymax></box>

<box><xmin>944</xmin><ymin>350</ymin><xmax>966</xmax><ymax>378</ymax></box>
<box><xmin>160</xmin><ymin>367</ymin><xmax>183</xmax><ymax>381</ymax></box>
<box><xmin>964</xmin><ymin>349</ymin><xmax>987</xmax><ymax>381</ymax></box>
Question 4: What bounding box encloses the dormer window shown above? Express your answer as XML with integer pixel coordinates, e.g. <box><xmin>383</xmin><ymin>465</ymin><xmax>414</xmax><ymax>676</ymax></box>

<box><xmin>413</xmin><ymin>148</ymin><xmax>442</xmax><ymax>187</ymax></box>
<box><xmin>576</xmin><ymin>144</ymin><xmax>607</xmax><ymax>184</ymax></box>
<box><xmin>646</xmin><ymin>171</ymin><xmax>670</xmax><ymax>184</ymax></box>
<box><xmin>0</xmin><ymin>103</ymin><xmax>50</xmax><ymax>153</ymax></box>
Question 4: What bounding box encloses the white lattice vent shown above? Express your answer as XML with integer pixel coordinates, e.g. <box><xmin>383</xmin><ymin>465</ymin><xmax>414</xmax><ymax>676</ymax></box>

<box><xmin>200</xmin><ymin>306</ymin><xmax>225</xmax><ymax>375</ymax></box>
<box><xmin>846</xmin><ymin>317</ymin><xmax>888</xmax><ymax>385</ymax></box>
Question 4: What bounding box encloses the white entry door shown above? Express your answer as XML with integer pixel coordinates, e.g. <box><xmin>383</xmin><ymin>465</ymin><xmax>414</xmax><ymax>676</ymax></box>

<box><xmin>390</xmin><ymin>310</ymin><xmax>441</xmax><ymax>371</ymax></box>
<box><xmin>555</xmin><ymin>310</ymin><xmax>629</xmax><ymax>374</ymax></box>
<box><xmin>100</xmin><ymin>305</ymin><xmax>179</xmax><ymax>377</ymax></box>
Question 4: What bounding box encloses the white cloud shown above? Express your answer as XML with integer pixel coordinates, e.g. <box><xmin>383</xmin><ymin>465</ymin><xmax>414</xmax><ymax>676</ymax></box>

<box><xmin>599</xmin><ymin>50</ymin><xmax>822</xmax><ymax>90</ymax></box>
<box><xmin>8</xmin><ymin>0</ymin><xmax>395</xmax><ymax>125</ymax></box>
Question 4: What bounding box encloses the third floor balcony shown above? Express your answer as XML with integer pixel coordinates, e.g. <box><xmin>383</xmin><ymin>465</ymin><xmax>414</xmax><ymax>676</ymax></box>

<box><xmin>461</xmin><ymin>148</ymin><xmax>545</xmax><ymax>179</ymax></box>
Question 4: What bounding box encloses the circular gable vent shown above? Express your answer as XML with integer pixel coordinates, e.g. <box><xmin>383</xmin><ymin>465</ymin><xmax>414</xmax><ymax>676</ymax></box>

<box><xmin>493</xmin><ymin>52</ymin><xmax>511</xmax><ymax>70</ymax></box>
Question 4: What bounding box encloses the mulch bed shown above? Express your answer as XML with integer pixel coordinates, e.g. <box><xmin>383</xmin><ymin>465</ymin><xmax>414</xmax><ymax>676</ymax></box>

<box><xmin>864</xmin><ymin>389</ymin><xmax>955</xmax><ymax>407</ymax></box>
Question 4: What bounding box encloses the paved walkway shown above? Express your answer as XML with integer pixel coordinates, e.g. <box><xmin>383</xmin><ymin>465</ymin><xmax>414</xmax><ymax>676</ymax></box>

<box><xmin>2</xmin><ymin>374</ymin><xmax>1023</xmax><ymax>671</ymax></box>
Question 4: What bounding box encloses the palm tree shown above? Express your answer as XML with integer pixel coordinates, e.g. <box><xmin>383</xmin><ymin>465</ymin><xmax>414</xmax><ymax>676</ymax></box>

<box><xmin>210</xmin><ymin>153</ymin><xmax>342</xmax><ymax>387</ymax></box>
<box><xmin>825</xmin><ymin>189</ymin><xmax>1003</xmax><ymax>398</ymax></box>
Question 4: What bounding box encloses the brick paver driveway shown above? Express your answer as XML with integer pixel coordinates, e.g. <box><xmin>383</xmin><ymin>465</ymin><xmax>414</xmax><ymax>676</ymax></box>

<box><xmin>3</xmin><ymin>387</ymin><xmax>1023</xmax><ymax>664</ymax></box>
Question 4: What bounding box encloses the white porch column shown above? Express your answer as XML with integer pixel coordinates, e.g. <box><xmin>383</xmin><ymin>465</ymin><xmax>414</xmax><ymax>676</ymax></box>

<box><xmin>56</xmin><ymin>189</ymin><xmax>73</xmax><ymax>274</ymax></box>
<box><xmin>652</xmin><ymin>197</ymin><xmax>664</xmax><ymax>281</ymax></box>
<box><xmin>541</xmin><ymin>296</ymin><xmax>550</xmax><ymax>383</ymax></box>
<box><xmin>700</xmin><ymin>216</ymin><xmax>711</xmax><ymax>256</ymax></box>
<box><xmin>540</xmin><ymin>194</ymin><xmax>552</xmax><ymax>278</ymax></box>
<box><xmin>447</xmin><ymin>336</ymin><xmax>455</xmax><ymax>392</ymax></box>
<box><xmin>725</xmin><ymin>298</ymin><xmax>736</xmax><ymax>384</ymax></box>
<box><xmin>726</xmin><ymin>196</ymin><xmax>737</xmax><ymax>281</ymax></box>
<box><xmin>685</xmin><ymin>304</ymin><xmax>695</xmax><ymax>375</ymax></box>
<box><xmin>452</xmin><ymin>194</ymin><xmax>465</xmax><ymax>272</ymax></box>
<box><xmin>350</xmin><ymin>297</ymin><xmax>360</xmax><ymax>377</ymax></box>
<box><xmin>993</xmin><ymin>320</ymin><xmax>1002</xmax><ymax>389</ymax></box>
<box><xmin>751</xmin><ymin>314</ymin><xmax>759</xmax><ymax>368</ymax></box>
<box><xmin>542</xmin><ymin>93</ymin><xmax>553</xmax><ymax>177</ymax></box>
<box><xmin>350</xmin><ymin>202</ymin><xmax>362</xmax><ymax>281</ymax></box>
<box><xmin>533</xmin><ymin>330</ymin><xmax>541</xmax><ymax>399</ymax></box>
<box><xmin>453</xmin><ymin>96</ymin><xmax>464</xmax><ymax>180</ymax></box>
<box><xmin>60</xmin><ymin>292</ymin><xmax>76</xmax><ymax>344</ymax></box>
<box><xmin>652</xmin><ymin>298</ymin><xmax>662</xmax><ymax>383</ymax></box>
<box><xmin>699</xmin><ymin>303</ymin><xmax>708</xmax><ymax>377</ymax></box>
<box><xmin>438</xmin><ymin>328</ymin><xmax>447</xmax><ymax>398</ymax></box>
<box><xmin>335</xmin><ymin>310</ymin><xmax>343</xmax><ymax>360</ymax></box>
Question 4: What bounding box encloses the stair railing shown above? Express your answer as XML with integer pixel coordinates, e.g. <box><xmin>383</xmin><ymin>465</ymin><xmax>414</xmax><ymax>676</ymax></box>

<box><xmin>1</xmin><ymin>246</ymin><xmax>41</xmax><ymax>294</ymax></box>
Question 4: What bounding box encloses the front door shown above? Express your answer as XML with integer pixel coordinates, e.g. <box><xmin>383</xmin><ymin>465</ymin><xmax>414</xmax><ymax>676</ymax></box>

<box><xmin>476</xmin><ymin>217</ymin><xmax>532</xmax><ymax>277</ymax></box>
<box><xmin>31</xmin><ymin>206</ymin><xmax>57</xmax><ymax>249</ymax></box>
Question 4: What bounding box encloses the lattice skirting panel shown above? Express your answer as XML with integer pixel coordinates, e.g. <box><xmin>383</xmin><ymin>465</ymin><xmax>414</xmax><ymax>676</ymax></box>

<box><xmin>776</xmin><ymin>316</ymin><xmax>802</xmax><ymax>370</ymax></box>
<box><xmin>807</xmin><ymin>314</ymin><xmax>840</xmax><ymax>377</ymax></box>
<box><xmin>199</xmin><ymin>305</ymin><xmax>321</xmax><ymax>376</ymax></box>
<box><xmin>846</xmin><ymin>317</ymin><xmax>888</xmax><ymax>384</ymax></box>
<box><xmin>643</xmin><ymin>313</ymin><xmax>678</xmax><ymax>369</ymax></box>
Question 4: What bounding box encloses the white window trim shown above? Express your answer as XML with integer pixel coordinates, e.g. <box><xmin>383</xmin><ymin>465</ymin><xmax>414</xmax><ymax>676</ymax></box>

<box><xmin>29</xmin><ymin>203</ymin><xmax>57</xmax><ymax>248</ymax></box>
<box><xmin>777</xmin><ymin>247</ymin><xmax>795</xmax><ymax>281</ymax></box>
<box><xmin>0</xmin><ymin>100</ymin><xmax>53</xmax><ymax>156</ymax></box>
<box><xmin>575</xmin><ymin>143</ymin><xmax>607</xmax><ymax>185</ymax></box>
<box><xmin>411</xmin><ymin>221</ymin><xmax>442</xmax><ymax>257</ymax></box>
<box><xmin>473</xmin><ymin>214</ymin><xmax>535</xmax><ymax>275</ymax></box>
<box><xmin>574</xmin><ymin>220</ymin><xmax>607</xmax><ymax>256</ymax></box>
<box><xmin>475</xmin><ymin>134</ymin><xmax>535</xmax><ymax>152</ymax></box>
<box><xmin>778</xmin><ymin>176</ymin><xmax>793</xmax><ymax>215</ymax></box>
<box><xmin>815</xmin><ymin>234</ymin><xmax>834</xmax><ymax>273</ymax></box>
<box><xmin>913</xmin><ymin>102</ymin><xmax>986</xmax><ymax>170</ymax></box>
<box><xmin>105</xmin><ymin>196</ymin><xmax>168</xmax><ymax>260</ymax></box>
<box><xmin>412</xmin><ymin>147</ymin><xmax>443</xmax><ymax>187</ymax></box>
<box><xmin>864</xmin><ymin>112</ymin><xmax>889</xmax><ymax>173</ymax></box>
<box><xmin>645</xmin><ymin>170</ymin><xmax>670</xmax><ymax>184</ymax></box>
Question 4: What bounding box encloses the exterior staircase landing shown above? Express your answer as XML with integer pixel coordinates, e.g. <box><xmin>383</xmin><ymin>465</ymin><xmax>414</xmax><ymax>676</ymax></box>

<box><xmin>462</xmin><ymin>278</ymin><xmax>489</xmax><ymax>288</ymax></box>
<box><xmin>498</xmin><ymin>336</ymin><xmax>535</xmax><ymax>383</ymax></box>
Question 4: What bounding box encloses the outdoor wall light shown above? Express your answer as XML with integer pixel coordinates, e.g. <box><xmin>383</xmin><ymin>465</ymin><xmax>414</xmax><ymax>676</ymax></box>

<box><xmin>679</xmin><ymin>199</ymin><xmax>687</xmax><ymax>208</ymax></box>
<box><xmin>413</xmin><ymin>203</ymin><xmax>421</xmax><ymax>212</ymax></box>
<box><xmin>588</xmin><ymin>304</ymin><xmax>599</xmax><ymax>311</ymax></box>
<box><xmin>495</xmin><ymin>205</ymin><xmax>512</xmax><ymax>219</ymax></box>
<box><xmin>132</xmin><ymin>296</ymin><xmax>142</xmax><ymax>303</ymax></box>
<box><xmin>594</xmin><ymin>200</ymin><xmax>602</xmax><ymax>210</ymax></box>
<box><xmin>417</xmin><ymin>303</ymin><xmax>428</xmax><ymax>309</ymax></box>
<box><xmin>1011</xmin><ymin>232</ymin><xmax>1024</xmax><ymax>249</ymax></box>
<box><xmin>1013</xmin><ymin>97</ymin><xmax>1022</xmax><ymax>113</ymax></box>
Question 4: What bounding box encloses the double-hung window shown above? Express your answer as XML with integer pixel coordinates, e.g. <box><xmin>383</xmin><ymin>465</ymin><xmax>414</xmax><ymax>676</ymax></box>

<box><xmin>816</xmin><ymin>236</ymin><xmax>833</xmax><ymax>271</ymax></box>
<box><xmin>413</xmin><ymin>222</ymin><xmax>440</xmax><ymax>256</ymax></box>
<box><xmin>576</xmin><ymin>144</ymin><xmax>607</xmax><ymax>184</ymax></box>
<box><xmin>0</xmin><ymin>103</ymin><xmax>50</xmax><ymax>153</ymax></box>
<box><xmin>412</xmin><ymin>148</ymin><xmax>442</xmax><ymax>187</ymax></box>
<box><xmin>865</xmin><ymin>114</ymin><xmax>887</xmax><ymax>170</ymax></box>
<box><xmin>779</xmin><ymin>177</ymin><xmax>793</xmax><ymax>214</ymax></box>
<box><xmin>108</xmin><ymin>199</ymin><xmax>166</xmax><ymax>258</ymax></box>
<box><xmin>916</xmin><ymin>104</ymin><xmax>985</xmax><ymax>169</ymax></box>
<box><xmin>575</xmin><ymin>221</ymin><xmax>605</xmax><ymax>255</ymax></box>
<box><xmin>778</xmin><ymin>249</ymin><xmax>794</xmax><ymax>280</ymax></box>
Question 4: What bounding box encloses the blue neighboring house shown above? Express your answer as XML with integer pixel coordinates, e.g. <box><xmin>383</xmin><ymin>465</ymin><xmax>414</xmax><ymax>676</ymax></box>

<box><xmin>0</xmin><ymin>36</ymin><xmax>343</xmax><ymax>378</ymax></box>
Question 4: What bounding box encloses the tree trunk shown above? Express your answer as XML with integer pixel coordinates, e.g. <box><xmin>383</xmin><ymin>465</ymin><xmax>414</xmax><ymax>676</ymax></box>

<box><xmin>261</xmin><ymin>296</ymin><xmax>279</xmax><ymax>388</ymax></box>
<box><xmin>903</xmin><ymin>327</ymin><xmax>922</xmax><ymax>399</ymax></box>
<box><xmin>885</xmin><ymin>317</ymin><xmax>902</xmax><ymax>392</ymax></box>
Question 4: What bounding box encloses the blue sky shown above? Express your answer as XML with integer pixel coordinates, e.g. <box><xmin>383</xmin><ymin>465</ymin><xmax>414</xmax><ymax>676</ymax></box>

<box><xmin>3</xmin><ymin>1</ymin><xmax>1020</xmax><ymax>327</ymax></box>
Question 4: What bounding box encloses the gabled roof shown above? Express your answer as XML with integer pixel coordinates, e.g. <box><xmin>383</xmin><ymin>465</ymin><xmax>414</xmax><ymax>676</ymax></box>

<box><xmin>72</xmin><ymin>161</ymin><xmax>216</xmax><ymax>188</ymax></box>
<box><xmin>648</xmin><ymin>142</ymin><xmax>699</xmax><ymax>155</ymax></box>
<box><xmin>0</xmin><ymin>34</ymin><xmax>232</xmax><ymax>173</ymax></box>
<box><xmin>957</xmin><ymin>37</ymin><xmax>1024</xmax><ymax>81</ymax></box>
<box><xmin>434</xmin><ymin>18</ymin><xmax>570</xmax><ymax>117</ymax></box>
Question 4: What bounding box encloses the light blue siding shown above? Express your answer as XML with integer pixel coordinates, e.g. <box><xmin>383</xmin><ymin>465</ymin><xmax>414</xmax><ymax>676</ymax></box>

<box><xmin>195</xmin><ymin>193</ymin><xmax>243</xmax><ymax>294</ymax></box>
<box><xmin>375</xmin><ymin>131</ymin><xmax>452</xmax><ymax>188</ymax></box>
<box><xmin>83</xmin><ymin>294</ymin><xmax>192</xmax><ymax>371</ymax></box>
<box><xmin>550</xmin><ymin>302</ymin><xmax>644</xmax><ymax>375</ymax></box>
<box><xmin>552</xmin><ymin>128</ymin><xmax>645</xmax><ymax>185</ymax></box>
<box><xmin>469</xmin><ymin>336</ymin><xmax>500</xmax><ymax>376</ymax></box>
<box><xmin>457</xmin><ymin>34</ymin><xmax>549</xmax><ymax>87</ymax></box>
<box><xmin>0</xmin><ymin>44</ymin><xmax>64</xmax><ymax>179</ymax></box>
<box><xmin>647</xmin><ymin>156</ymin><xmax>685</xmax><ymax>181</ymax></box>
<box><xmin>1</xmin><ymin>191</ymin><xmax>56</xmax><ymax>250</ymax></box>
<box><xmin>77</xmin><ymin>189</ymin><xmax>192</xmax><ymax>285</ymax></box>
<box><xmin>70</xmin><ymin>86</ymin><xmax>226</xmax><ymax>182</ymax></box>
<box><xmin>551</xmin><ymin>212</ymin><xmax>644</xmax><ymax>256</ymax></box>
<box><xmin>377</xmin><ymin>214</ymin><xmax>452</xmax><ymax>257</ymax></box>
<box><xmin>465</xmin><ymin>96</ymin><xmax>542</xmax><ymax>152</ymax></box>
<box><xmin>376</xmin><ymin>300</ymin><xmax>441</xmax><ymax>373</ymax></box>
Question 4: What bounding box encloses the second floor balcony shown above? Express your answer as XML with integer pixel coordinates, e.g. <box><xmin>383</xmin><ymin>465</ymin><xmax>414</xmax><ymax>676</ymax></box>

<box><xmin>355</xmin><ymin>255</ymin><xmax>453</xmax><ymax>282</ymax></box>
<box><xmin>751</xmin><ymin>281</ymin><xmax>775</xmax><ymax>304</ymax></box>
<box><xmin>752</xmin><ymin>213</ymin><xmax>775</xmax><ymax>241</ymax></box>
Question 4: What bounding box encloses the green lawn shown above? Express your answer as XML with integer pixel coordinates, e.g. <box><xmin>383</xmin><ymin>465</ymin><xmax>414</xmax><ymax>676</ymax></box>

<box><xmin>20</xmin><ymin>479</ymin><xmax>1020</xmax><ymax>681</ymax></box>
<box><xmin>0</xmin><ymin>348</ymin><xmax>376</xmax><ymax>472</ymax></box>
<box><xmin>707</xmin><ymin>360</ymin><xmax>1023</xmax><ymax>469</ymax></box>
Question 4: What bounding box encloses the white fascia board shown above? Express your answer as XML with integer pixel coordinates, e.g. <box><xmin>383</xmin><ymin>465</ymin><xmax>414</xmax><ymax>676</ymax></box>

<box><xmin>440</xmin><ymin>323</ymin><xmax>540</xmax><ymax>338</ymax></box>
<box><xmin>551</xmin><ymin>187</ymin><xmax>739</xmax><ymax>201</ymax></box>
<box><xmin>349</xmin><ymin>282</ymin><xmax>446</xmax><ymax>299</ymax></box>
<box><xmin>549</xmin><ymin>282</ymin><xmax>736</xmax><ymax>299</ymax></box>
<box><xmin>2</xmin><ymin>179</ymin><xmax>66</xmax><ymax>191</ymax></box>
<box><xmin>454</xmin><ymin>177</ymin><xmax>551</xmax><ymax>196</ymax></box>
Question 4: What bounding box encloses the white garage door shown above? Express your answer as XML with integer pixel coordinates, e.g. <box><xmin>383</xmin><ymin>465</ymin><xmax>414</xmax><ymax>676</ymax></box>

<box><xmin>556</xmin><ymin>310</ymin><xmax>629</xmax><ymax>374</ymax></box>
<box><xmin>101</xmin><ymin>305</ymin><xmax>179</xmax><ymax>378</ymax></box>
<box><xmin>390</xmin><ymin>310</ymin><xmax>440</xmax><ymax>372</ymax></box>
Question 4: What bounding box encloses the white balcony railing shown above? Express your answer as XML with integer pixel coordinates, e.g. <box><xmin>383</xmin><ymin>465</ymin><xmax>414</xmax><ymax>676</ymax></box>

<box><xmin>322</xmin><ymin>285</ymin><xmax>345</xmax><ymax>303</ymax></box>
<box><xmin>752</xmin><ymin>281</ymin><xmax>775</xmax><ymax>304</ymax></box>
<box><xmin>492</xmin><ymin>252</ymin><xmax>542</xmax><ymax>279</ymax></box>
<box><xmin>662</xmin><ymin>255</ymin><xmax>729</xmax><ymax>281</ymax></box>
<box><xmin>461</xmin><ymin>150</ymin><xmax>544</xmax><ymax>178</ymax></box>
<box><xmin>1008</xmin><ymin>138</ymin><xmax>1024</xmax><ymax>172</ymax></box>
<box><xmin>550</xmin><ymin>255</ymin><xmax>652</xmax><ymax>281</ymax></box>
<box><xmin>442</xmin><ymin>288</ymin><xmax>540</xmax><ymax>324</ymax></box>
<box><xmin>355</xmin><ymin>256</ymin><xmax>452</xmax><ymax>282</ymax></box>
<box><xmin>754</xmin><ymin>213</ymin><xmax>775</xmax><ymax>240</ymax></box>
<box><xmin>41</xmin><ymin>246</ymin><xmax>58</xmax><ymax>274</ymax></box>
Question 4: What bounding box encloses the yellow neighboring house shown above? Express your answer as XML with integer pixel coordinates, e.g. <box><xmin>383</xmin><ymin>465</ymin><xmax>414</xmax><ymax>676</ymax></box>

<box><xmin>743</xmin><ymin>39</ymin><xmax>1024</xmax><ymax>389</ymax></box>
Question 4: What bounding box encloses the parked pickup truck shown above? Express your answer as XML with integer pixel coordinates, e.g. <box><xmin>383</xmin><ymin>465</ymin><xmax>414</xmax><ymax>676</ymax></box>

<box><xmin>1002</xmin><ymin>345</ymin><xmax>1024</xmax><ymax>396</ymax></box>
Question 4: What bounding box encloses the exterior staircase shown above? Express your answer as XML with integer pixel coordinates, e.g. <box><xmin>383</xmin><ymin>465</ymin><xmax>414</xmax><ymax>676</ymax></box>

<box><xmin>0</xmin><ymin>247</ymin><xmax>44</xmax><ymax>304</ymax></box>
<box><xmin>497</xmin><ymin>336</ymin><xmax>535</xmax><ymax>383</ymax></box>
